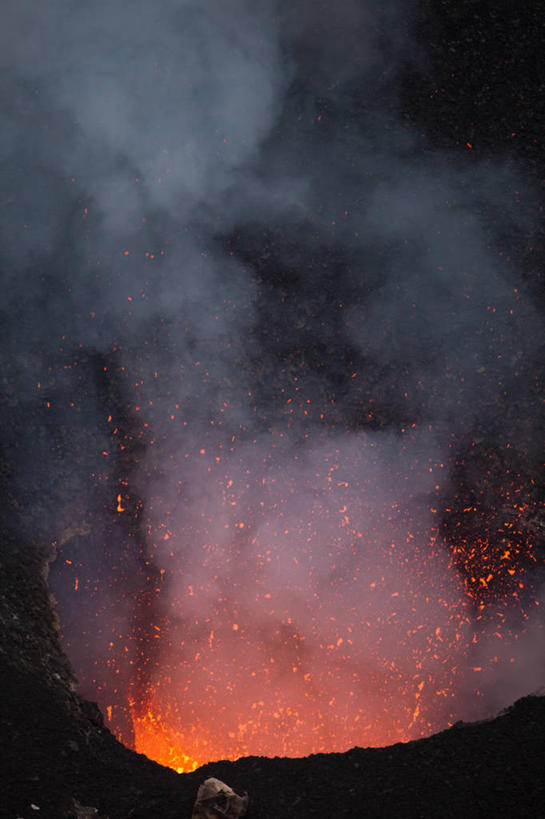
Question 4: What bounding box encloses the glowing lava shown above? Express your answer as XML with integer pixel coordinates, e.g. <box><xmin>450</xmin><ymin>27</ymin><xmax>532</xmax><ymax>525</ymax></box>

<box><xmin>132</xmin><ymin>706</ymin><xmax>201</xmax><ymax>773</ymax></box>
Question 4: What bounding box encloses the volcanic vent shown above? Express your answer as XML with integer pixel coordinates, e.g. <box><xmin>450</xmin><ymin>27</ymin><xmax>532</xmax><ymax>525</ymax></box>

<box><xmin>44</xmin><ymin>223</ymin><xmax>544</xmax><ymax>773</ymax></box>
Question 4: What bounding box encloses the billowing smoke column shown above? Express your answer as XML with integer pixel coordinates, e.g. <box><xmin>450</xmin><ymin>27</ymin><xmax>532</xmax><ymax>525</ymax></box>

<box><xmin>1</xmin><ymin>0</ymin><xmax>543</xmax><ymax>769</ymax></box>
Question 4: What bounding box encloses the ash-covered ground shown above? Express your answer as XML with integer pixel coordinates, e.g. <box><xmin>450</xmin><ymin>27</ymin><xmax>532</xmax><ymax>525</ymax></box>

<box><xmin>1</xmin><ymin>1</ymin><xmax>545</xmax><ymax>817</ymax></box>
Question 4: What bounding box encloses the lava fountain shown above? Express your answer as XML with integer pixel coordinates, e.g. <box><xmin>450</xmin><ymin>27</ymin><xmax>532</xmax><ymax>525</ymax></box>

<box><xmin>90</xmin><ymin>425</ymin><xmax>538</xmax><ymax>772</ymax></box>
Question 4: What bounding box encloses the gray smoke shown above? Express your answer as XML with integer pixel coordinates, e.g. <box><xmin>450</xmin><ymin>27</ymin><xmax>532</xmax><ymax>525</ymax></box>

<box><xmin>2</xmin><ymin>0</ymin><xmax>543</xmax><ymax>758</ymax></box>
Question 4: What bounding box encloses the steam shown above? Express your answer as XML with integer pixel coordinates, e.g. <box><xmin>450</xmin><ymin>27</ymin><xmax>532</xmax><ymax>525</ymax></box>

<box><xmin>2</xmin><ymin>0</ymin><xmax>543</xmax><ymax>756</ymax></box>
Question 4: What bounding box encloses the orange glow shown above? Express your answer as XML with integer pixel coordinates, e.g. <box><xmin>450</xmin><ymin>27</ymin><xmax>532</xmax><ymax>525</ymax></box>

<box><xmin>100</xmin><ymin>454</ymin><xmax>540</xmax><ymax>772</ymax></box>
<box><xmin>130</xmin><ymin>680</ymin><xmax>422</xmax><ymax>772</ymax></box>
<box><xmin>132</xmin><ymin>707</ymin><xmax>200</xmax><ymax>773</ymax></box>
<box><xmin>124</xmin><ymin>575</ymin><xmax>468</xmax><ymax>771</ymax></box>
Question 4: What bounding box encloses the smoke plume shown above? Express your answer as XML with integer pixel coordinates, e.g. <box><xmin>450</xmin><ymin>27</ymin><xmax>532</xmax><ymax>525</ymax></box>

<box><xmin>1</xmin><ymin>0</ymin><xmax>543</xmax><ymax>764</ymax></box>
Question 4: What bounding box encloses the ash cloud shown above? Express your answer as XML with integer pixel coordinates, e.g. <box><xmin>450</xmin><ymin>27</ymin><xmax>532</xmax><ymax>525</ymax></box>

<box><xmin>1</xmin><ymin>0</ymin><xmax>543</xmax><ymax>753</ymax></box>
